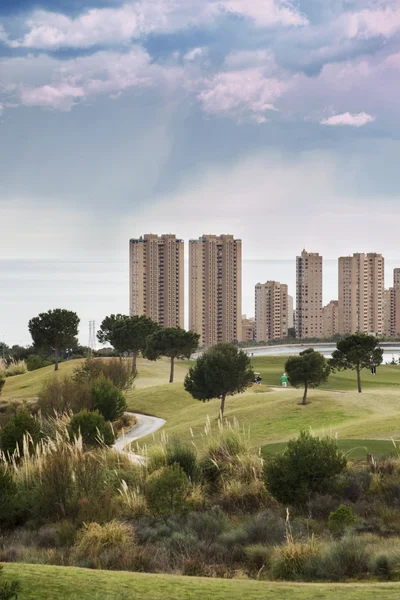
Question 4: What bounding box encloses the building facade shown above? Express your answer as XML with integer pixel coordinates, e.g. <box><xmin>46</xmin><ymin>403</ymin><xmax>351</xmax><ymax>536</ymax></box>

<box><xmin>189</xmin><ymin>234</ymin><xmax>242</xmax><ymax>347</ymax></box>
<box><xmin>129</xmin><ymin>234</ymin><xmax>184</xmax><ymax>328</ymax></box>
<box><xmin>287</xmin><ymin>295</ymin><xmax>294</xmax><ymax>330</ymax></box>
<box><xmin>255</xmin><ymin>281</ymin><xmax>288</xmax><ymax>342</ymax></box>
<box><xmin>386</xmin><ymin>269</ymin><xmax>400</xmax><ymax>337</ymax></box>
<box><xmin>241</xmin><ymin>316</ymin><xmax>255</xmax><ymax>342</ymax></box>
<box><xmin>338</xmin><ymin>253</ymin><xmax>384</xmax><ymax>336</ymax></box>
<box><xmin>296</xmin><ymin>250</ymin><xmax>323</xmax><ymax>339</ymax></box>
<box><xmin>323</xmin><ymin>300</ymin><xmax>339</xmax><ymax>338</ymax></box>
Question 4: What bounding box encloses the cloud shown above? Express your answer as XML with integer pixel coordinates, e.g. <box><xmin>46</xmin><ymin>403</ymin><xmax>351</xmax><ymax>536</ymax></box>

<box><xmin>217</xmin><ymin>0</ymin><xmax>308</xmax><ymax>28</ymax></box>
<box><xmin>345</xmin><ymin>5</ymin><xmax>400</xmax><ymax>39</ymax></box>
<box><xmin>320</xmin><ymin>112</ymin><xmax>376</xmax><ymax>127</ymax></box>
<box><xmin>20</xmin><ymin>83</ymin><xmax>85</xmax><ymax>110</ymax></box>
<box><xmin>198</xmin><ymin>68</ymin><xmax>287</xmax><ymax>122</ymax></box>
<box><xmin>184</xmin><ymin>47</ymin><xmax>205</xmax><ymax>61</ymax></box>
<box><xmin>8</xmin><ymin>0</ymin><xmax>308</xmax><ymax>50</ymax></box>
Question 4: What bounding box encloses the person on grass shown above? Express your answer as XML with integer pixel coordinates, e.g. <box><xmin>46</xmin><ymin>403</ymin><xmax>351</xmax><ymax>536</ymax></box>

<box><xmin>280</xmin><ymin>372</ymin><xmax>288</xmax><ymax>387</ymax></box>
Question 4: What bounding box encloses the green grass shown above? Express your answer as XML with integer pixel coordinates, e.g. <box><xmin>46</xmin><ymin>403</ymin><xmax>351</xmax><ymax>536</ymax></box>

<box><xmin>5</xmin><ymin>563</ymin><xmax>400</xmax><ymax>600</ymax></box>
<box><xmin>4</xmin><ymin>355</ymin><xmax>400</xmax><ymax>457</ymax></box>
<box><xmin>262</xmin><ymin>438</ymin><xmax>399</xmax><ymax>460</ymax></box>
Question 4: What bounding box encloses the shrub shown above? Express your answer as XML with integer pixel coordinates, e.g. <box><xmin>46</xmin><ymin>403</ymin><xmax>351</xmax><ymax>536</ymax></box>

<box><xmin>187</xmin><ymin>507</ymin><xmax>229</xmax><ymax>544</ymax></box>
<box><xmin>314</xmin><ymin>535</ymin><xmax>370</xmax><ymax>581</ymax></box>
<box><xmin>264</xmin><ymin>431</ymin><xmax>347</xmax><ymax>506</ymax></box>
<box><xmin>72</xmin><ymin>521</ymin><xmax>135</xmax><ymax>569</ymax></box>
<box><xmin>37</xmin><ymin>377</ymin><xmax>92</xmax><ymax>416</ymax></box>
<box><xmin>68</xmin><ymin>410</ymin><xmax>115</xmax><ymax>447</ymax></box>
<box><xmin>0</xmin><ymin>359</ymin><xmax>27</xmax><ymax>378</ymax></box>
<box><xmin>0</xmin><ymin>409</ymin><xmax>41</xmax><ymax>458</ymax></box>
<box><xmin>38</xmin><ymin>446</ymin><xmax>76</xmax><ymax>521</ymax></box>
<box><xmin>271</xmin><ymin>537</ymin><xmax>320</xmax><ymax>580</ymax></box>
<box><xmin>90</xmin><ymin>376</ymin><xmax>127</xmax><ymax>422</ymax></box>
<box><xmin>26</xmin><ymin>354</ymin><xmax>51</xmax><ymax>372</ymax></box>
<box><xmin>146</xmin><ymin>464</ymin><xmax>190</xmax><ymax>516</ymax></box>
<box><xmin>246</xmin><ymin>510</ymin><xmax>286</xmax><ymax>545</ymax></box>
<box><xmin>328</xmin><ymin>504</ymin><xmax>357</xmax><ymax>534</ymax></box>
<box><xmin>0</xmin><ymin>376</ymin><xmax>4</xmax><ymax>395</ymax></box>
<box><xmin>0</xmin><ymin>467</ymin><xmax>18</xmax><ymax>528</ymax></box>
<box><xmin>245</xmin><ymin>544</ymin><xmax>273</xmax><ymax>573</ymax></box>
<box><xmin>166</xmin><ymin>439</ymin><xmax>199</xmax><ymax>481</ymax></box>
<box><xmin>74</xmin><ymin>359</ymin><xmax>135</xmax><ymax>391</ymax></box>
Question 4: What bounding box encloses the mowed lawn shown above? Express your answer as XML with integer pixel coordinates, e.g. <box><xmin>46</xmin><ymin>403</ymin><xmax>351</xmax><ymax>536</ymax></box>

<box><xmin>3</xmin><ymin>355</ymin><xmax>400</xmax><ymax>454</ymax></box>
<box><xmin>5</xmin><ymin>563</ymin><xmax>400</xmax><ymax>600</ymax></box>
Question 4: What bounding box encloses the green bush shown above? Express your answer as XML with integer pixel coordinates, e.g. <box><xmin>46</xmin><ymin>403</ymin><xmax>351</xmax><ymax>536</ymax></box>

<box><xmin>245</xmin><ymin>544</ymin><xmax>273</xmax><ymax>572</ymax></box>
<box><xmin>264</xmin><ymin>431</ymin><xmax>347</xmax><ymax>506</ymax></box>
<box><xmin>309</xmin><ymin>535</ymin><xmax>370</xmax><ymax>581</ymax></box>
<box><xmin>328</xmin><ymin>504</ymin><xmax>357</xmax><ymax>534</ymax></box>
<box><xmin>26</xmin><ymin>354</ymin><xmax>51</xmax><ymax>371</ymax></box>
<box><xmin>0</xmin><ymin>467</ymin><xmax>18</xmax><ymax>528</ymax></box>
<box><xmin>0</xmin><ymin>376</ymin><xmax>5</xmax><ymax>395</ymax></box>
<box><xmin>74</xmin><ymin>359</ymin><xmax>135</xmax><ymax>391</ymax></box>
<box><xmin>146</xmin><ymin>464</ymin><xmax>190</xmax><ymax>516</ymax></box>
<box><xmin>90</xmin><ymin>376</ymin><xmax>127</xmax><ymax>422</ymax></box>
<box><xmin>0</xmin><ymin>409</ymin><xmax>41</xmax><ymax>458</ymax></box>
<box><xmin>166</xmin><ymin>439</ymin><xmax>199</xmax><ymax>481</ymax></box>
<box><xmin>68</xmin><ymin>410</ymin><xmax>115</xmax><ymax>447</ymax></box>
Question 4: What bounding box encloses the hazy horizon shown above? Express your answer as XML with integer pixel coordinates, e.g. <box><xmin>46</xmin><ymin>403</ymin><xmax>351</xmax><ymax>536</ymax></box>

<box><xmin>2</xmin><ymin>256</ymin><xmax>400</xmax><ymax>347</ymax></box>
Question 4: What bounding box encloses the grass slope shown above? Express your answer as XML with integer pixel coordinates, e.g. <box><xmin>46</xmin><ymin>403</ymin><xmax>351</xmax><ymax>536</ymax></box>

<box><xmin>5</xmin><ymin>563</ymin><xmax>400</xmax><ymax>600</ymax></box>
<box><xmin>4</xmin><ymin>355</ymin><xmax>400</xmax><ymax>455</ymax></box>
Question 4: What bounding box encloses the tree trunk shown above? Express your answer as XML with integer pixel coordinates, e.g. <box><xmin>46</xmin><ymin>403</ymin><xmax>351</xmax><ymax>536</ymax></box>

<box><xmin>219</xmin><ymin>393</ymin><xmax>226</xmax><ymax>420</ymax></box>
<box><xmin>357</xmin><ymin>364</ymin><xmax>362</xmax><ymax>393</ymax></box>
<box><xmin>54</xmin><ymin>347</ymin><xmax>59</xmax><ymax>371</ymax></box>
<box><xmin>169</xmin><ymin>356</ymin><xmax>175</xmax><ymax>383</ymax></box>
<box><xmin>301</xmin><ymin>382</ymin><xmax>308</xmax><ymax>405</ymax></box>
<box><xmin>132</xmin><ymin>350</ymin><xmax>138</xmax><ymax>374</ymax></box>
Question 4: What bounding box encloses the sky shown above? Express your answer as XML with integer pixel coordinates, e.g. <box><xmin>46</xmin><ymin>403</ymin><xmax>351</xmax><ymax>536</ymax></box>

<box><xmin>1</xmin><ymin>0</ymin><xmax>400</xmax><ymax>344</ymax></box>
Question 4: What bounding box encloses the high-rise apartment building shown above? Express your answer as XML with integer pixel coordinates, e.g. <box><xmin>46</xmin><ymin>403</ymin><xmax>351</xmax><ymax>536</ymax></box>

<box><xmin>386</xmin><ymin>269</ymin><xmax>400</xmax><ymax>337</ymax></box>
<box><xmin>287</xmin><ymin>295</ymin><xmax>294</xmax><ymax>330</ymax></box>
<box><xmin>255</xmin><ymin>281</ymin><xmax>288</xmax><ymax>342</ymax></box>
<box><xmin>189</xmin><ymin>234</ymin><xmax>242</xmax><ymax>347</ymax></box>
<box><xmin>338</xmin><ymin>253</ymin><xmax>384</xmax><ymax>336</ymax></box>
<box><xmin>296</xmin><ymin>250</ymin><xmax>323</xmax><ymax>339</ymax></box>
<box><xmin>242</xmin><ymin>316</ymin><xmax>255</xmax><ymax>342</ymax></box>
<box><xmin>129</xmin><ymin>234</ymin><xmax>184</xmax><ymax>328</ymax></box>
<box><xmin>323</xmin><ymin>300</ymin><xmax>339</xmax><ymax>339</ymax></box>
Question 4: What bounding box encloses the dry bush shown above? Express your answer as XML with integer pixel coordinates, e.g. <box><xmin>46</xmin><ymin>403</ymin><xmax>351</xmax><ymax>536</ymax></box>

<box><xmin>0</xmin><ymin>359</ymin><xmax>27</xmax><ymax>378</ymax></box>
<box><xmin>73</xmin><ymin>358</ymin><xmax>135</xmax><ymax>391</ymax></box>
<box><xmin>37</xmin><ymin>377</ymin><xmax>92</xmax><ymax>416</ymax></box>
<box><xmin>72</xmin><ymin>521</ymin><xmax>135</xmax><ymax>569</ymax></box>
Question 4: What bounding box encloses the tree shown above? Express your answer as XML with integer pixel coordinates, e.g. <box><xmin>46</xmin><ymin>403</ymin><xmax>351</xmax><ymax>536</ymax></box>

<box><xmin>97</xmin><ymin>314</ymin><xmax>159</xmax><ymax>372</ymax></box>
<box><xmin>90</xmin><ymin>375</ymin><xmax>127</xmax><ymax>421</ymax></box>
<box><xmin>263</xmin><ymin>431</ymin><xmax>347</xmax><ymax>506</ymax></box>
<box><xmin>0</xmin><ymin>409</ymin><xmax>41</xmax><ymax>458</ymax></box>
<box><xmin>287</xmin><ymin>327</ymin><xmax>296</xmax><ymax>339</ymax></box>
<box><xmin>330</xmin><ymin>333</ymin><xmax>383</xmax><ymax>393</ymax></box>
<box><xmin>184</xmin><ymin>342</ymin><xmax>255</xmax><ymax>419</ymax></box>
<box><xmin>0</xmin><ymin>376</ymin><xmax>4</xmax><ymax>395</ymax></box>
<box><xmin>285</xmin><ymin>348</ymin><xmax>330</xmax><ymax>405</ymax></box>
<box><xmin>68</xmin><ymin>410</ymin><xmax>115</xmax><ymax>447</ymax></box>
<box><xmin>28</xmin><ymin>309</ymin><xmax>80</xmax><ymax>371</ymax></box>
<box><xmin>146</xmin><ymin>327</ymin><xmax>200</xmax><ymax>383</ymax></box>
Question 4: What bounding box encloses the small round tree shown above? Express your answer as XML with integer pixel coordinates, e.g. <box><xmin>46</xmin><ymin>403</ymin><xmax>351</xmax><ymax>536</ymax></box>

<box><xmin>330</xmin><ymin>333</ymin><xmax>383</xmax><ymax>393</ymax></box>
<box><xmin>0</xmin><ymin>409</ymin><xmax>41</xmax><ymax>458</ymax></box>
<box><xmin>285</xmin><ymin>348</ymin><xmax>330</xmax><ymax>405</ymax></box>
<box><xmin>184</xmin><ymin>343</ymin><xmax>254</xmax><ymax>419</ymax></box>
<box><xmin>264</xmin><ymin>431</ymin><xmax>347</xmax><ymax>506</ymax></box>
<box><xmin>145</xmin><ymin>327</ymin><xmax>200</xmax><ymax>383</ymax></box>
<box><xmin>68</xmin><ymin>410</ymin><xmax>115</xmax><ymax>447</ymax></box>
<box><xmin>90</xmin><ymin>376</ymin><xmax>127</xmax><ymax>421</ymax></box>
<box><xmin>28</xmin><ymin>308</ymin><xmax>80</xmax><ymax>371</ymax></box>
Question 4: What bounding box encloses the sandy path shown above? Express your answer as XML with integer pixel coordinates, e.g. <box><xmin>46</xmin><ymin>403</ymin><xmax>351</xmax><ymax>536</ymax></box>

<box><xmin>113</xmin><ymin>412</ymin><xmax>166</xmax><ymax>464</ymax></box>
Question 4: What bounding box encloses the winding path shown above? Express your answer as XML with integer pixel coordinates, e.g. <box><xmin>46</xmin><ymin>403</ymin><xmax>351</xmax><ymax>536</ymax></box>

<box><xmin>113</xmin><ymin>412</ymin><xmax>166</xmax><ymax>464</ymax></box>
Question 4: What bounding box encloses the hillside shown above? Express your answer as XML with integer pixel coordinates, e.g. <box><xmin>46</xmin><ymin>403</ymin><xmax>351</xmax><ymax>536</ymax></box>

<box><xmin>3</xmin><ymin>355</ymin><xmax>400</xmax><ymax>456</ymax></box>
